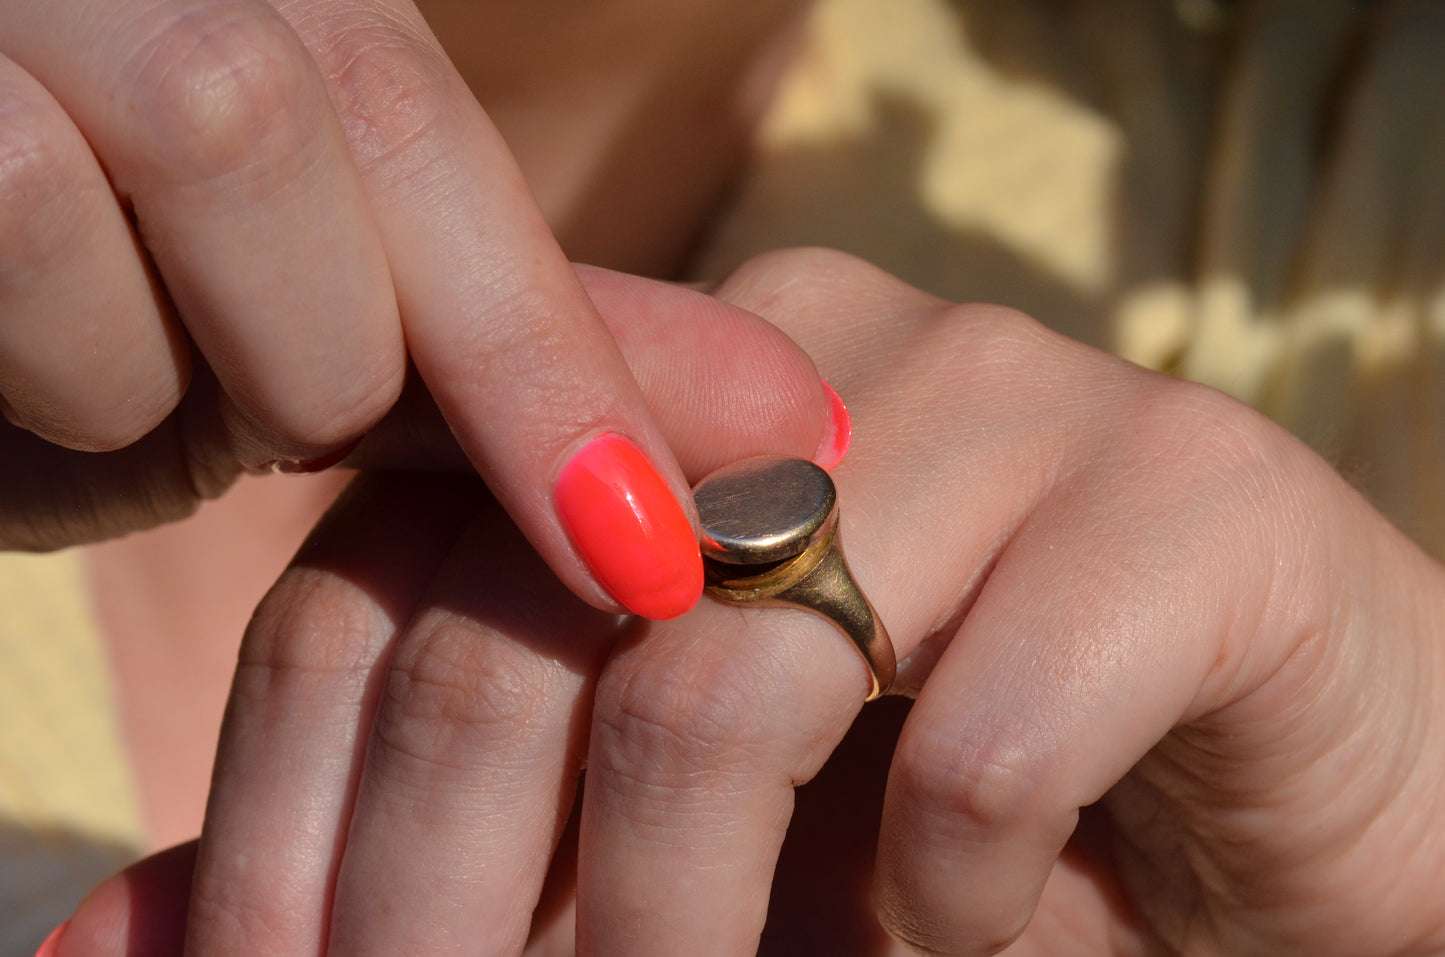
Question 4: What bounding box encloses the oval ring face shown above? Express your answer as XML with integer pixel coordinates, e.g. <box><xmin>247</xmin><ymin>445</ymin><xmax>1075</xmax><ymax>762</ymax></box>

<box><xmin>693</xmin><ymin>456</ymin><xmax>837</xmax><ymax>566</ymax></box>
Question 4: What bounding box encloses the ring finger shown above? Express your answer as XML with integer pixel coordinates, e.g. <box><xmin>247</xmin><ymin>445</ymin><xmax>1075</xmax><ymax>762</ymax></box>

<box><xmin>573</xmin><ymin>251</ymin><xmax>1092</xmax><ymax>955</ymax></box>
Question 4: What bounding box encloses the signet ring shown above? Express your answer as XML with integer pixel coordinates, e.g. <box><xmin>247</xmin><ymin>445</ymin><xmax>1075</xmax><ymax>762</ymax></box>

<box><xmin>692</xmin><ymin>455</ymin><xmax>895</xmax><ymax>701</ymax></box>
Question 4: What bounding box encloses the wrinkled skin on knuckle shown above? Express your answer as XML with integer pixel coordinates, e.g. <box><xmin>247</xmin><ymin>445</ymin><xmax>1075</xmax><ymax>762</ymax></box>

<box><xmin>0</xmin><ymin>117</ymin><xmax>89</xmax><ymax>284</ymax></box>
<box><xmin>375</xmin><ymin>614</ymin><xmax>562</xmax><ymax>769</ymax></box>
<box><xmin>1112</xmin><ymin>377</ymin><xmax>1302</xmax><ymax>504</ymax></box>
<box><xmin>1101</xmin><ymin>377</ymin><xmax>1318</xmax><ymax>639</ymax></box>
<box><xmin>594</xmin><ymin>629</ymin><xmax>779</xmax><ymax>790</ymax></box>
<box><xmin>235</xmin><ymin>568</ymin><xmax>387</xmax><ymax>698</ymax></box>
<box><xmin>897</xmin><ymin>717</ymin><xmax>1053</xmax><ymax>842</ymax></box>
<box><xmin>934</xmin><ymin>302</ymin><xmax>1077</xmax><ymax>384</ymax></box>
<box><xmin>885</xmin><ymin>303</ymin><xmax>1076</xmax><ymax>428</ymax></box>
<box><xmin>707</xmin><ymin>251</ymin><xmax>1090</xmax><ymax>437</ymax></box>
<box><xmin>122</xmin><ymin>5</ymin><xmax>324</xmax><ymax>194</ymax></box>
<box><xmin>319</xmin><ymin>26</ymin><xmax>458</xmax><ymax>186</ymax></box>
<box><xmin>710</xmin><ymin>247</ymin><xmax>928</xmax><ymax>316</ymax></box>
<box><xmin>187</xmin><ymin>860</ymin><xmax>311</xmax><ymax>956</ymax></box>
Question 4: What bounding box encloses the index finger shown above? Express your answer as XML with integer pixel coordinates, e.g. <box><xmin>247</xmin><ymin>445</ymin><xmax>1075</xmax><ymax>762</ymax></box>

<box><xmin>277</xmin><ymin>0</ymin><xmax>814</xmax><ymax>619</ymax></box>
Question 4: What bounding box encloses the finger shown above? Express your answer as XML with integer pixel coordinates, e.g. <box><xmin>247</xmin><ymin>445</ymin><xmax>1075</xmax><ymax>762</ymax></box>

<box><xmin>873</xmin><ymin>390</ymin><xmax>1327</xmax><ymax>954</ymax></box>
<box><xmin>271</xmin><ymin>0</ymin><xmax>817</xmax><ymax>618</ymax></box>
<box><xmin>579</xmin><ymin>600</ymin><xmax>869</xmax><ymax>955</ymax></box>
<box><xmin>706</xmin><ymin>249</ymin><xmax>1426</xmax><ymax>954</ymax></box>
<box><xmin>1</xmin><ymin>0</ymin><xmax>405</xmax><ymax>461</ymax></box>
<box><xmin>572</xmin><ymin>440</ymin><xmax>982</xmax><ymax>956</ymax></box>
<box><xmin>184</xmin><ymin>272</ymin><xmax>836</xmax><ymax>951</ymax></box>
<box><xmin>186</xmin><ymin>473</ymin><xmax>477</xmax><ymax>956</ymax></box>
<box><xmin>54</xmin><ymin>841</ymin><xmax>196</xmax><ymax>957</ymax></box>
<box><xmin>326</xmin><ymin>495</ymin><xmax>621</xmax><ymax>955</ymax></box>
<box><xmin>575</xmin><ymin>266</ymin><xmax>842</xmax><ymax>478</ymax></box>
<box><xmin>0</xmin><ymin>53</ymin><xmax>186</xmax><ymax>451</ymax></box>
<box><xmin>571</xmin><ymin>254</ymin><xmax>986</xmax><ymax>956</ymax></box>
<box><xmin>349</xmin><ymin>268</ymin><xmax>840</xmax><ymax>479</ymax></box>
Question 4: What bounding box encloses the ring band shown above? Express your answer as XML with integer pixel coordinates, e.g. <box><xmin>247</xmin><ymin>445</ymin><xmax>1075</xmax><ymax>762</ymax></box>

<box><xmin>692</xmin><ymin>455</ymin><xmax>896</xmax><ymax>700</ymax></box>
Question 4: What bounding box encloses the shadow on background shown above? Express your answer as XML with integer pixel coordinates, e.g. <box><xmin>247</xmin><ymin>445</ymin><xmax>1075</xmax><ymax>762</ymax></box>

<box><xmin>697</xmin><ymin>0</ymin><xmax>1445</xmax><ymax>554</ymax></box>
<box><xmin>699</xmin><ymin>89</ymin><xmax>1115</xmax><ymax>351</ymax></box>
<box><xmin>760</xmin><ymin>697</ymin><xmax>910</xmax><ymax>956</ymax></box>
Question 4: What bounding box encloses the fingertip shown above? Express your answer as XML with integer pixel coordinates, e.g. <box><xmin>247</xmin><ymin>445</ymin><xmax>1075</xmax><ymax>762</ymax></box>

<box><xmin>556</xmin><ymin>432</ymin><xmax>703</xmax><ymax>620</ymax></box>
<box><xmin>635</xmin><ymin>564</ymin><xmax>705</xmax><ymax>620</ymax></box>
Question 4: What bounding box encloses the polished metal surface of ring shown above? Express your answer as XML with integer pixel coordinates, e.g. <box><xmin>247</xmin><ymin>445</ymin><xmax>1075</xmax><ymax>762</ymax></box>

<box><xmin>692</xmin><ymin>455</ymin><xmax>895</xmax><ymax>700</ymax></box>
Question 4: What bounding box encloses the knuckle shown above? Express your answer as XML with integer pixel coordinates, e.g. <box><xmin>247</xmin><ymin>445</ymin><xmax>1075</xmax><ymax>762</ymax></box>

<box><xmin>923</xmin><ymin>302</ymin><xmax>1062</xmax><ymax>389</ymax></box>
<box><xmin>375</xmin><ymin>615</ymin><xmax>558</xmax><ymax>765</ymax></box>
<box><xmin>895</xmin><ymin>722</ymin><xmax>1046</xmax><ymax>837</ymax></box>
<box><xmin>0</xmin><ymin>116</ymin><xmax>88</xmax><ymax>280</ymax></box>
<box><xmin>1173</xmin><ymin>380</ymin><xmax>1284</xmax><ymax>469</ymax></box>
<box><xmin>321</xmin><ymin>30</ymin><xmax>453</xmax><ymax>181</ymax></box>
<box><xmin>235</xmin><ymin>570</ymin><xmax>383</xmax><ymax>695</ymax></box>
<box><xmin>594</xmin><ymin>634</ymin><xmax>767</xmax><ymax>783</ymax></box>
<box><xmin>941</xmin><ymin>302</ymin><xmax>1051</xmax><ymax>358</ymax></box>
<box><xmin>1120</xmin><ymin>378</ymin><xmax>1297</xmax><ymax>514</ymax></box>
<box><xmin>712</xmin><ymin>247</ymin><xmax>905</xmax><ymax>317</ymax></box>
<box><xmin>126</xmin><ymin>7</ymin><xmax>319</xmax><ymax>187</ymax></box>
<box><xmin>187</xmin><ymin>872</ymin><xmax>300</xmax><ymax>953</ymax></box>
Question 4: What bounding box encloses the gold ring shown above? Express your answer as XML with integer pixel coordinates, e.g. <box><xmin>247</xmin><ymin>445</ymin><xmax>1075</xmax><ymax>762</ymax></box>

<box><xmin>692</xmin><ymin>455</ymin><xmax>895</xmax><ymax>701</ymax></box>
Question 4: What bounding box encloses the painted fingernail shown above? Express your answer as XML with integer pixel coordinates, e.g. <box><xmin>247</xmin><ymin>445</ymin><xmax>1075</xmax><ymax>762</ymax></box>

<box><xmin>33</xmin><ymin>922</ymin><xmax>67</xmax><ymax>957</ymax></box>
<box><xmin>266</xmin><ymin>439</ymin><xmax>362</xmax><ymax>475</ymax></box>
<box><xmin>814</xmin><ymin>381</ymin><xmax>853</xmax><ymax>472</ymax></box>
<box><xmin>556</xmin><ymin>432</ymin><xmax>702</xmax><ymax>619</ymax></box>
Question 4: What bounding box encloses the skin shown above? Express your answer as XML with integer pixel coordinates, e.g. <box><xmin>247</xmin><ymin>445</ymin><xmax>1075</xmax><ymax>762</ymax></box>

<box><xmin>20</xmin><ymin>0</ymin><xmax>1445</xmax><ymax>952</ymax></box>
<box><xmin>4</xmin><ymin>0</ymin><xmax>812</xmax><ymax>884</ymax></box>
<box><xmin>58</xmin><ymin>250</ymin><xmax>1445</xmax><ymax>955</ymax></box>
<box><xmin>0</xmin><ymin>0</ymin><xmax>812</xmax><ymax>619</ymax></box>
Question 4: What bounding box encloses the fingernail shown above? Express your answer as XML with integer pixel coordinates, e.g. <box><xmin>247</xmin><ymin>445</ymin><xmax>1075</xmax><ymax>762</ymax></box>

<box><xmin>556</xmin><ymin>432</ymin><xmax>702</xmax><ymax>619</ymax></box>
<box><xmin>34</xmin><ymin>921</ymin><xmax>67</xmax><ymax>957</ymax></box>
<box><xmin>265</xmin><ymin>439</ymin><xmax>362</xmax><ymax>475</ymax></box>
<box><xmin>813</xmin><ymin>381</ymin><xmax>852</xmax><ymax>471</ymax></box>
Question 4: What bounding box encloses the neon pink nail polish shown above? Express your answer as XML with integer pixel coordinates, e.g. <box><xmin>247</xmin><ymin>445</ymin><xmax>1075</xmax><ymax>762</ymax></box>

<box><xmin>814</xmin><ymin>381</ymin><xmax>853</xmax><ymax>471</ymax></box>
<box><xmin>556</xmin><ymin>433</ymin><xmax>702</xmax><ymax>619</ymax></box>
<box><xmin>33</xmin><ymin>922</ymin><xmax>66</xmax><ymax>957</ymax></box>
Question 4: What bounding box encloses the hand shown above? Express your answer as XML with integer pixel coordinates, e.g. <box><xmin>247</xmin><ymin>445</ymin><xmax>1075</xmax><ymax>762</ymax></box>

<box><xmin>0</xmin><ymin>0</ymin><xmax>821</xmax><ymax>620</ymax></box>
<box><xmin>58</xmin><ymin>250</ymin><xmax>1445</xmax><ymax>955</ymax></box>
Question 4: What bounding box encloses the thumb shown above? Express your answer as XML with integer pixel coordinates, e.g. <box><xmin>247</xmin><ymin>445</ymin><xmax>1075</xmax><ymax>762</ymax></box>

<box><xmin>353</xmin><ymin>265</ymin><xmax>843</xmax><ymax>480</ymax></box>
<box><xmin>579</xmin><ymin>264</ymin><xmax>844</xmax><ymax>478</ymax></box>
